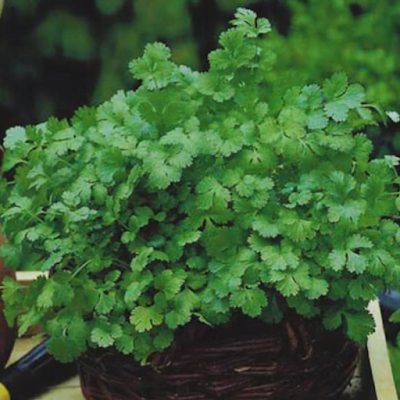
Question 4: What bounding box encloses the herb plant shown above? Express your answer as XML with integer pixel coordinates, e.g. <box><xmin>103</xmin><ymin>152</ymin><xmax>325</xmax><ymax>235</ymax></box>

<box><xmin>1</xmin><ymin>8</ymin><xmax>400</xmax><ymax>364</ymax></box>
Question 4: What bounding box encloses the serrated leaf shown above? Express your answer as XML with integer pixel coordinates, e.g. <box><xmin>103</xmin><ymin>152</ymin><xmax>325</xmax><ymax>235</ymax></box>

<box><xmin>124</xmin><ymin>282</ymin><xmax>141</xmax><ymax>305</ymax></box>
<box><xmin>347</xmin><ymin>234</ymin><xmax>373</xmax><ymax>250</ymax></box>
<box><xmin>3</xmin><ymin>126</ymin><xmax>27</xmax><ymax>150</ymax></box>
<box><xmin>229</xmin><ymin>287</ymin><xmax>267</xmax><ymax>317</ymax></box>
<box><xmin>323</xmin><ymin>72</ymin><xmax>348</xmax><ymax>100</ymax></box>
<box><xmin>115</xmin><ymin>334</ymin><xmax>135</xmax><ymax>355</ymax></box>
<box><xmin>276</xmin><ymin>276</ymin><xmax>299</xmax><ymax>297</ymax></box>
<box><xmin>196</xmin><ymin>177</ymin><xmax>231</xmax><ymax>210</ymax></box>
<box><xmin>130</xmin><ymin>306</ymin><xmax>163</xmax><ymax>332</ymax></box>
<box><xmin>18</xmin><ymin>307</ymin><xmax>44</xmax><ymax>337</ymax></box>
<box><xmin>165</xmin><ymin>308</ymin><xmax>190</xmax><ymax>329</ymax></box>
<box><xmin>348</xmin><ymin>279</ymin><xmax>376</xmax><ymax>301</ymax></box>
<box><xmin>36</xmin><ymin>280</ymin><xmax>55</xmax><ymax>309</ymax></box>
<box><xmin>328</xmin><ymin>200</ymin><xmax>366</xmax><ymax>223</ymax></box>
<box><xmin>308</xmin><ymin>112</ymin><xmax>328</xmax><ymax>130</ymax></box>
<box><xmin>47</xmin><ymin>335</ymin><xmax>83</xmax><ymax>363</ymax></box>
<box><xmin>261</xmin><ymin>246</ymin><xmax>299</xmax><ymax>270</ymax></box>
<box><xmin>252</xmin><ymin>215</ymin><xmax>279</xmax><ymax>238</ymax></box>
<box><xmin>153</xmin><ymin>328</ymin><xmax>174</xmax><ymax>351</ymax></box>
<box><xmin>323</xmin><ymin>309</ymin><xmax>343</xmax><ymax>330</ymax></box>
<box><xmin>344</xmin><ymin>312</ymin><xmax>374</xmax><ymax>344</ymax></box>
<box><xmin>305</xmin><ymin>278</ymin><xmax>329</xmax><ymax>300</ymax></box>
<box><xmin>91</xmin><ymin>326</ymin><xmax>114</xmax><ymax>348</ymax></box>
<box><xmin>284</xmin><ymin>218</ymin><xmax>315</xmax><ymax>242</ymax></box>
<box><xmin>95</xmin><ymin>293</ymin><xmax>116</xmax><ymax>314</ymax></box>
<box><xmin>129</xmin><ymin>42</ymin><xmax>176</xmax><ymax>90</ymax></box>
<box><xmin>328</xmin><ymin>249</ymin><xmax>347</xmax><ymax>271</ymax></box>
<box><xmin>325</xmin><ymin>84</ymin><xmax>365</xmax><ymax>122</ymax></box>
<box><xmin>130</xmin><ymin>247</ymin><xmax>153</xmax><ymax>272</ymax></box>
<box><xmin>154</xmin><ymin>270</ymin><xmax>186</xmax><ymax>300</ymax></box>
<box><xmin>346</xmin><ymin>251</ymin><xmax>367</xmax><ymax>274</ymax></box>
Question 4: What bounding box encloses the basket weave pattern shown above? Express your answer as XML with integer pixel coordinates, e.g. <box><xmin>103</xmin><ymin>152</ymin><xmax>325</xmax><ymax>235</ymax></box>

<box><xmin>77</xmin><ymin>316</ymin><xmax>359</xmax><ymax>400</ymax></box>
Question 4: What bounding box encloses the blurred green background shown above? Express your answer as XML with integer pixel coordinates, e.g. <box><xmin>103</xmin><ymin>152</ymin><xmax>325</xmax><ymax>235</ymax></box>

<box><xmin>0</xmin><ymin>0</ymin><xmax>399</xmax><ymax>393</ymax></box>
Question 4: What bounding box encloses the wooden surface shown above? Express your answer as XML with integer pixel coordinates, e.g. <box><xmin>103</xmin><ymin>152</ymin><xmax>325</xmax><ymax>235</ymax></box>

<box><xmin>367</xmin><ymin>300</ymin><xmax>399</xmax><ymax>400</ymax></box>
<box><xmin>6</xmin><ymin>338</ymin><xmax>84</xmax><ymax>400</ymax></box>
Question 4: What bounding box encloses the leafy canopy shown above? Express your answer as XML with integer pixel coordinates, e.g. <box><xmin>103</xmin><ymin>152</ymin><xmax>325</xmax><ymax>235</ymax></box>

<box><xmin>1</xmin><ymin>8</ymin><xmax>400</xmax><ymax>364</ymax></box>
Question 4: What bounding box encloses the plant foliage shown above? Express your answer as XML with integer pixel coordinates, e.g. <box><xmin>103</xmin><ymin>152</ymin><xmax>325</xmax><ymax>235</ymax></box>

<box><xmin>2</xmin><ymin>0</ymin><xmax>400</xmax><ymax>153</ymax></box>
<box><xmin>1</xmin><ymin>8</ymin><xmax>400</xmax><ymax>364</ymax></box>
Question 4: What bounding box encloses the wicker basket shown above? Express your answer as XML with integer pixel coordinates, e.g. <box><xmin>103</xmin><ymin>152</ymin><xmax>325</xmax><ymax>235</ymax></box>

<box><xmin>77</xmin><ymin>315</ymin><xmax>359</xmax><ymax>400</ymax></box>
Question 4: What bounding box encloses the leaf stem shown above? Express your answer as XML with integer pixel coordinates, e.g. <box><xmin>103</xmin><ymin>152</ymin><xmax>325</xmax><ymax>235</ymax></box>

<box><xmin>70</xmin><ymin>260</ymin><xmax>91</xmax><ymax>279</ymax></box>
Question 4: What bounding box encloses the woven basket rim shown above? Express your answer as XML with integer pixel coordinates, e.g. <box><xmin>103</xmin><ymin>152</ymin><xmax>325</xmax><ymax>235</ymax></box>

<box><xmin>77</xmin><ymin>315</ymin><xmax>359</xmax><ymax>400</ymax></box>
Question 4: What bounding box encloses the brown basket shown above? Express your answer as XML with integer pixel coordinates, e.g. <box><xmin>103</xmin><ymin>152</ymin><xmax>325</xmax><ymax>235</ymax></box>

<box><xmin>77</xmin><ymin>315</ymin><xmax>359</xmax><ymax>400</ymax></box>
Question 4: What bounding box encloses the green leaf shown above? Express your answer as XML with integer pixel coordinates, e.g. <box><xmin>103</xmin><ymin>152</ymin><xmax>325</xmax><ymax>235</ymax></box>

<box><xmin>346</xmin><ymin>251</ymin><xmax>367</xmax><ymax>274</ymax></box>
<box><xmin>130</xmin><ymin>247</ymin><xmax>153</xmax><ymax>272</ymax></box>
<box><xmin>260</xmin><ymin>246</ymin><xmax>299</xmax><ymax>271</ymax></box>
<box><xmin>129</xmin><ymin>43</ymin><xmax>177</xmax><ymax>90</ymax></box>
<box><xmin>348</xmin><ymin>279</ymin><xmax>376</xmax><ymax>301</ymax></box>
<box><xmin>130</xmin><ymin>306</ymin><xmax>163</xmax><ymax>332</ymax></box>
<box><xmin>202</xmin><ymin>226</ymin><xmax>242</xmax><ymax>257</ymax></box>
<box><xmin>196</xmin><ymin>177</ymin><xmax>231</xmax><ymax>210</ymax></box>
<box><xmin>229</xmin><ymin>287</ymin><xmax>267</xmax><ymax>317</ymax></box>
<box><xmin>252</xmin><ymin>215</ymin><xmax>280</xmax><ymax>238</ymax></box>
<box><xmin>124</xmin><ymin>282</ymin><xmax>142</xmax><ymax>305</ymax></box>
<box><xmin>91</xmin><ymin>326</ymin><xmax>114</xmax><ymax>348</ymax></box>
<box><xmin>154</xmin><ymin>270</ymin><xmax>186</xmax><ymax>300</ymax></box>
<box><xmin>95</xmin><ymin>292</ymin><xmax>116</xmax><ymax>314</ymax></box>
<box><xmin>323</xmin><ymin>308</ymin><xmax>343</xmax><ymax>331</ymax></box>
<box><xmin>308</xmin><ymin>111</ymin><xmax>328</xmax><ymax>130</ymax></box>
<box><xmin>153</xmin><ymin>327</ymin><xmax>174</xmax><ymax>351</ymax></box>
<box><xmin>115</xmin><ymin>334</ymin><xmax>135</xmax><ymax>355</ymax></box>
<box><xmin>283</xmin><ymin>218</ymin><xmax>315</xmax><ymax>243</ymax></box>
<box><xmin>231</xmin><ymin>8</ymin><xmax>271</xmax><ymax>38</ymax></box>
<box><xmin>165</xmin><ymin>308</ymin><xmax>190</xmax><ymax>329</ymax></box>
<box><xmin>328</xmin><ymin>249</ymin><xmax>347</xmax><ymax>272</ymax></box>
<box><xmin>47</xmin><ymin>335</ymin><xmax>83</xmax><ymax>363</ymax></box>
<box><xmin>327</xmin><ymin>200</ymin><xmax>366</xmax><ymax>223</ymax></box>
<box><xmin>344</xmin><ymin>312</ymin><xmax>375</xmax><ymax>344</ymax></box>
<box><xmin>18</xmin><ymin>307</ymin><xmax>44</xmax><ymax>336</ymax></box>
<box><xmin>347</xmin><ymin>234</ymin><xmax>373</xmax><ymax>250</ymax></box>
<box><xmin>3</xmin><ymin>126</ymin><xmax>27</xmax><ymax>150</ymax></box>
<box><xmin>276</xmin><ymin>276</ymin><xmax>300</xmax><ymax>297</ymax></box>
<box><xmin>325</xmin><ymin>84</ymin><xmax>365</xmax><ymax>122</ymax></box>
<box><xmin>305</xmin><ymin>278</ymin><xmax>329</xmax><ymax>300</ymax></box>
<box><xmin>323</xmin><ymin>72</ymin><xmax>348</xmax><ymax>100</ymax></box>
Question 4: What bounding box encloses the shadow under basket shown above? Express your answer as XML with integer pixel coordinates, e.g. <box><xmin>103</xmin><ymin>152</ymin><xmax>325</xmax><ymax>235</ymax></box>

<box><xmin>77</xmin><ymin>315</ymin><xmax>359</xmax><ymax>400</ymax></box>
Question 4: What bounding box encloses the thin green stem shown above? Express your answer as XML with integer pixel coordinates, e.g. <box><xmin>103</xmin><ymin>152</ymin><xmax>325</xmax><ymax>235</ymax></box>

<box><xmin>70</xmin><ymin>260</ymin><xmax>91</xmax><ymax>279</ymax></box>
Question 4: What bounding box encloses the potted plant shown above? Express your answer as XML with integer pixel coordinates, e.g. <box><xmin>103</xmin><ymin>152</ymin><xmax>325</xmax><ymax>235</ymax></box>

<box><xmin>1</xmin><ymin>8</ymin><xmax>400</xmax><ymax>399</ymax></box>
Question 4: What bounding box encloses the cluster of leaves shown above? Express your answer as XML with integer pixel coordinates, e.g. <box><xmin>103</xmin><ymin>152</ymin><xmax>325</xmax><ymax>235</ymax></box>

<box><xmin>2</xmin><ymin>9</ymin><xmax>400</xmax><ymax>364</ymax></box>
<box><xmin>2</xmin><ymin>0</ymin><xmax>400</xmax><ymax>149</ymax></box>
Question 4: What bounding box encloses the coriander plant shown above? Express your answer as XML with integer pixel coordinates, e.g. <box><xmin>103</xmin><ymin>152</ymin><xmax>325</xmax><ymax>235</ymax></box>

<box><xmin>1</xmin><ymin>8</ymin><xmax>400</xmax><ymax>364</ymax></box>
